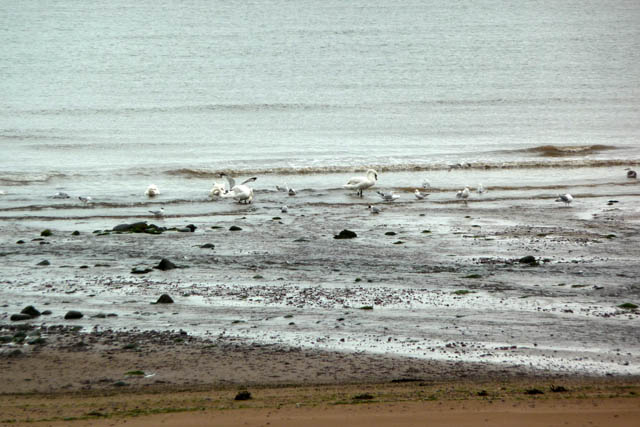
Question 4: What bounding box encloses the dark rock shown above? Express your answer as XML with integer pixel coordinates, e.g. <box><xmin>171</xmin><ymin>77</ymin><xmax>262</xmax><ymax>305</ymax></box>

<box><xmin>37</xmin><ymin>260</ymin><xmax>50</xmax><ymax>266</ymax></box>
<box><xmin>334</xmin><ymin>229</ymin><xmax>357</xmax><ymax>239</ymax></box>
<box><xmin>185</xmin><ymin>224</ymin><xmax>196</xmax><ymax>232</ymax></box>
<box><xmin>229</xmin><ymin>226</ymin><xmax>242</xmax><ymax>231</ymax></box>
<box><xmin>200</xmin><ymin>243</ymin><xmax>215</xmax><ymax>249</ymax></box>
<box><xmin>41</xmin><ymin>229</ymin><xmax>52</xmax><ymax>237</ymax></box>
<box><xmin>10</xmin><ymin>313</ymin><xmax>32</xmax><ymax>321</ymax></box>
<box><xmin>71</xmin><ymin>230</ymin><xmax>80</xmax><ymax>236</ymax></box>
<box><xmin>518</xmin><ymin>255</ymin><xmax>538</xmax><ymax>265</ymax></box>
<box><xmin>156</xmin><ymin>294</ymin><xmax>174</xmax><ymax>304</ymax></box>
<box><xmin>525</xmin><ymin>388</ymin><xmax>544</xmax><ymax>395</ymax></box>
<box><xmin>64</xmin><ymin>310</ymin><xmax>83</xmax><ymax>320</ymax></box>
<box><xmin>131</xmin><ymin>267</ymin><xmax>152</xmax><ymax>274</ymax></box>
<box><xmin>385</xmin><ymin>231</ymin><xmax>397</xmax><ymax>236</ymax></box>
<box><xmin>113</xmin><ymin>381</ymin><xmax>128</xmax><ymax>387</ymax></box>
<box><xmin>7</xmin><ymin>349</ymin><xmax>23</xmax><ymax>358</ymax></box>
<box><xmin>41</xmin><ymin>310</ymin><xmax>52</xmax><ymax>315</ymax></box>
<box><xmin>234</xmin><ymin>390</ymin><xmax>252</xmax><ymax>401</ymax></box>
<box><xmin>155</xmin><ymin>258</ymin><xmax>177</xmax><ymax>271</ymax></box>
<box><xmin>113</xmin><ymin>221</ymin><xmax>148</xmax><ymax>232</ymax></box>
<box><xmin>16</xmin><ymin>240</ymin><xmax>25</xmax><ymax>244</ymax></box>
<box><xmin>21</xmin><ymin>306</ymin><xmax>41</xmax><ymax>317</ymax></box>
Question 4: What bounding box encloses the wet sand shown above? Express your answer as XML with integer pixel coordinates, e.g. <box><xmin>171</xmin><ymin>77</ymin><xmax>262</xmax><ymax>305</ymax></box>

<box><xmin>1</xmin><ymin>181</ymin><xmax>640</xmax><ymax>424</ymax></box>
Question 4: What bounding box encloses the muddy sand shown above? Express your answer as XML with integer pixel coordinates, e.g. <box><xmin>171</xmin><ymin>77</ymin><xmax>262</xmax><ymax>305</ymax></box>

<box><xmin>1</xmin><ymin>182</ymin><xmax>640</xmax><ymax>424</ymax></box>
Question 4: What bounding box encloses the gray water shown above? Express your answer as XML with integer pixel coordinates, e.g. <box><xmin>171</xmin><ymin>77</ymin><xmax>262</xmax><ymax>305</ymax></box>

<box><xmin>1</xmin><ymin>0</ymin><xmax>639</xmax><ymax>210</ymax></box>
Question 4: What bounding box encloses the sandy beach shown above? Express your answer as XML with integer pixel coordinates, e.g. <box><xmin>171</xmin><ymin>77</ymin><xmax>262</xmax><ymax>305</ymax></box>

<box><xmin>1</xmin><ymin>177</ymin><xmax>640</xmax><ymax>425</ymax></box>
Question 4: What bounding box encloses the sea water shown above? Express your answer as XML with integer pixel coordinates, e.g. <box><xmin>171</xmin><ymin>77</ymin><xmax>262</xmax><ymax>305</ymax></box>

<box><xmin>1</xmin><ymin>0</ymin><xmax>639</xmax><ymax>214</ymax></box>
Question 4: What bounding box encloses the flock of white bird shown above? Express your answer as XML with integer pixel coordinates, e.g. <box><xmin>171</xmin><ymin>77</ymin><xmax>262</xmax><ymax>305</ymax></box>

<box><xmin>31</xmin><ymin>167</ymin><xmax>636</xmax><ymax>218</ymax></box>
<box><xmin>139</xmin><ymin>167</ymin><xmax>639</xmax><ymax>216</ymax></box>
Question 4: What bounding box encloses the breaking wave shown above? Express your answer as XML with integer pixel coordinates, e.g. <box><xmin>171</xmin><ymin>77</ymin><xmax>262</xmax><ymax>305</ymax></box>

<box><xmin>511</xmin><ymin>144</ymin><xmax>619</xmax><ymax>157</ymax></box>
<box><xmin>164</xmin><ymin>158</ymin><xmax>638</xmax><ymax>178</ymax></box>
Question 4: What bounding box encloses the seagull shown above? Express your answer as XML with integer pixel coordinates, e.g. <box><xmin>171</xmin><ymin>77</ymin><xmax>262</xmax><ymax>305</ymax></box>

<box><xmin>149</xmin><ymin>207</ymin><xmax>165</xmax><ymax>217</ymax></box>
<box><xmin>414</xmin><ymin>189</ymin><xmax>427</xmax><ymax>200</ymax></box>
<box><xmin>377</xmin><ymin>191</ymin><xmax>399</xmax><ymax>202</ymax></box>
<box><xmin>477</xmin><ymin>183</ymin><xmax>485</xmax><ymax>194</ymax></box>
<box><xmin>220</xmin><ymin>173</ymin><xmax>257</xmax><ymax>204</ymax></box>
<box><xmin>343</xmin><ymin>169</ymin><xmax>378</xmax><ymax>197</ymax></box>
<box><xmin>52</xmin><ymin>192</ymin><xmax>70</xmax><ymax>199</ymax></box>
<box><xmin>78</xmin><ymin>196</ymin><xmax>92</xmax><ymax>204</ymax></box>
<box><xmin>209</xmin><ymin>181</ymin><xmax>227</xmax><ymax>198</ymax></box>
<box><xmin>281</xmin><ymin>205</ymin><xmax>288</xmax><ymax>213</ymax></box>
<box><xmin>368</xmin><ymin>205</ymin><xmax>382</xmax><ymax>214</ymax></box>
<box><xmin>421</xmin><ymin>179</ymin><xmax>431</xmax><ymax>189</ymax></box>
<box><xmin>626</xmin><ymin>168</ymin><xmax>637</xmax><ymax>179</ymax></box>
<box><xmin>145</xmin><ymin>184</ymin><xmax>160</xmax><ymax>197</ymax></box>
<box><xmin>555</xmin><ymin>193</ymin><xmax>573</xmax><ymax>206</ymax></box>
<box><xmin>275</xmin><ymin>185</ymin><xmax>288</xmax><ymax>192</ymax></box>
<box><xmin>456</xmin><ymin>187</ymin><xmax>470</xmax><ymax>204</ymax></box>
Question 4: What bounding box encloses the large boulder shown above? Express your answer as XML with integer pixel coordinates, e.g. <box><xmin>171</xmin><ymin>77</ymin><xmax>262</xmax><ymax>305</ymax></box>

<box><xmin>155</xmin><ymin>258</ymin><xmax>177</xmax><ymax>271</ymax></box>
<box><xmin>334</xmin><ymin>229</ymin><xmax>357</xmax><ymax>239</ymax></box>
<box><xmin>64</xmin><ymin>310</ymin><xmax>83</xmax><ymax>320</ymax></box>
<box><xmin>21</xmin><ymin>306</ymin><xmax>41</xmax><ymax>317</ymax></box>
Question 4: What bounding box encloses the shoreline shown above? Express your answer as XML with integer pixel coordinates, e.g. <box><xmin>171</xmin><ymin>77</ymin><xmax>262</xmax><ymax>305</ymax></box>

<box><xmin>1</xmin><ymin>325</ymin><xmax>639</xmax><ymax>426</ymax></box>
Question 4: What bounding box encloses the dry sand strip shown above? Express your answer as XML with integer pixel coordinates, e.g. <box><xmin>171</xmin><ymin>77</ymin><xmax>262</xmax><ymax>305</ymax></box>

<box><xmin>1</xmin><ymin>380</ymin><xmax>639</xmax><ymax>427</ymax></box>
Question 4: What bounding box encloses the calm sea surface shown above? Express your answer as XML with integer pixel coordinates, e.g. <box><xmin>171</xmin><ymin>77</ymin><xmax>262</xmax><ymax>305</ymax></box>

<box><xmin>1</xmin><ymin>0</ymin><xmax>639</xmax><ymax>206</ymax></box>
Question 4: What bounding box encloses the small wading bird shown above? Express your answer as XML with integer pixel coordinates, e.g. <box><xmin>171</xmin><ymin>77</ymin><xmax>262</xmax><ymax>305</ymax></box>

<box><xmin>78</xmin><ymin>196</ymin><xmax>92</xmax><ymax>204</ymax></box>
<box><xmin>145</xmin><ymin>184</ymin><xmax>160</xmax><ymax>197</ymax></box>
<box><xmin>343</xmin><ymin>169</ymin><xmax>378</xmax><ymax>197</ymax></box>
<box><xmin>219</xmin><ymin>173</ymin><xmax>257</xmax><ymax>204</ymax></box>
<box><xmin>555</xmin><ymin>193</ymin><xmax>573</xmax><ymax>206</ymax></box>
<box><xmin>477</xmin><ymin>183</ymin><xmax>485</xmax><ymax>194</ymax></box>
<box><xmin>368</xmin><ymin>204</ymin><xmax>382</xmax><ymax>214</ymax></box>
<box><xmin>52</xmin><ymin>192</ymin><xmax>70</xmax><ymax>199</ymax></box>
<box><xmin>377</xmin><ymin>190</ymin><xmax>399</xmax><ymax>202</ymax></box>
<box><xmin>456</xmin><ymin>187</ymin><xmax>470</xmax><ymax>204</ymax></box>
<box><xmin>281</xmin><ymin>205</ymin><xmax>288</xmax><ymax>213</ymax></box>
<box><xmin>414</xmin><ymin>189</ymin><xmax>427</xmax><ymax>200</ymax></box>
<box><xmin>276</xmin><ymin>184</ymin><xmax>296</xmax><ymax>196</ymax></box>
<box><xmin>149</xmin><ymin>207</ymin><xmax>165</xmax><ymax>217</ymax></box>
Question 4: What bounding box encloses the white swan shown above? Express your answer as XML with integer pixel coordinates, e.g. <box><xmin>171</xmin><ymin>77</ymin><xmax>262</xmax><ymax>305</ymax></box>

<box><xmin>209</xmin><ymin>181</ymin><xmax>227</xmax><ymax>198</ymax></box>
<box><xmin>145</xmin><ymin>184</ymin><xmax>160</xmax><ymax>197</ymax></box>
<box><xmin>343</xmin><ymin>169</ymin><xmax>378</xmax><ymax>197</ymax></box>
<box><xmin>220</xmin><ymin>173</ymin><xmax>257</xmax><ymax>204</ymax></box>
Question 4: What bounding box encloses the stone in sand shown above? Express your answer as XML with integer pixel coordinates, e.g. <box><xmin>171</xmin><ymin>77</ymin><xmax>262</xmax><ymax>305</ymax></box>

<box><xmin>10</xmin><ymin>313</ymin><xmax>32</xmax><ymax>321</ymax></box>
<box><xmin>518</xmin><ymin>255</ymin><xmax>538</xmax><ymax>265</ymax></box>
<box><xmin>156</xmin><ymin>294</ymin><xmax>174</xmax><ymax>304</ymax></box>
<box><xmin>200</xmin><ymin>243</ymin><xmax>215</xmax><ymax>249</ymax></box>
<box><xmin>155</xmin><ymin>258</ymin><xmax>177</xmax><ymax>271</ymax></box>
<box><xmin>334</xmin><ymin>229</ymin><xmax>357</xmax><ymax>239</ymax></box>
<box><xmin>229</xmin><ymin>225</ymin><xmax>242</xmax><ymax>231</ymax></box>
<box><xmin>21</xmin><ymin>306</ymin><xmax>41</xmax><ymax>317</ymax></box>
<box><xmin>131</xmin><ymin>267</ymin><xmax>152</xmax><ymax>274</ymax></box>
<box><xmin>37</xmin><ymin>260</ymin><xmax>50</xmax><ymax>266</ymax></box>
<box><xmin>64</xmin><ymin>310</ymin><xmax>83</xmax><ymax>320</ymax></box>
